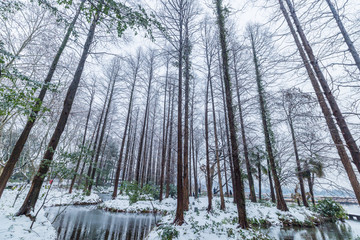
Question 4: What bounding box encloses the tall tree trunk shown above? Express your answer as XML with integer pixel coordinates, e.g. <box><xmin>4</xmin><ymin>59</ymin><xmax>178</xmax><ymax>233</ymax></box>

<box><xmin>288</xmin><ymin>118</ymin><xmax>308</xmax><ymax>207</ymax></box>
<box><xmin>325</xmin><ymin>0</ymin><xmax>360</xmax><ymax>72</ymax></box>
<box><xmin>233</xmin><ymin>49</ymin><xmax>256</xmax><ymax>203</ymax></box>
<box><xmin>250</xmin><ymin>30</ymin><xmax>288</xmax><ymax>211</ymax></box>
<box><xmin>135</xmin><ymin>54</ymin><xmax>154</xmax><ymax>183</ymax></box>
<box><xmin>165</xmin><ymin>86</ymin><xmax>175</xmax><ymax>198</ymax></box>
<box><xmin>215</xmin><ymin>0</ymin><xmax>248</xmax><ymax>228</ymax></box>
<box><xmin>257</xmin><ymin>153</ymin><xmax>262</xmax><ymax>201</ymax></box>
<box><xmin>127</xmin><ymin>109</ymin><xmax>139</xmax><ymax>182</ymax></box>
<box><xmin>204</xmin><ymin>77</ymin><xmax>212</xmax><ymax>212</ymax></box>
<box><xmin>121</xmin><ymin>114</ymin><xmax>133</xmax><ymax>182</ymax></box>
<box><xmin>88</xmin><ymin>76</ymin><xmax>116</xmax><ymax>193</ymax></box>
<box><xmin>85</xmin><ymin>81</ymin><xmax>110</xmax><ymax>192</ymax></box>
<box><xmin>16</xmin><ymin>9</ymin><xmax>101</xmax><ymax>216</ymax></box>
<box><xmin>113</xmin><ymin>76</ymin><xmax>137</xmax><ymax>198</ymax></box>
<box><xmin>174</xmin><ymin>4</ymin><xmax>185</xmax><ymax>225</ymax></box>
<box><xmin>159</xmin><ymin>68</ymin><xmax>170</xmax><ymax>201</ymax></box>
<box><xmin>219</xmin><ymin>51</ymin><xmax>237</xmax><ymax>203</ymax></box>
<box><xmin>285</xmin><ymin>0</ymin><xmax>360</xmax><ymax>174</ymax></box>
<box><xmin>183</xmin><ymin>19</ymin><xmax>191</xmax><ymax>211</ymax></box>
<box><xmin>209</xmin><ymin>76</ymin><xmax>225</xmax><ymax>210</ymax></box>
<box><xmin>69</xmin><ymin>85</ymin><xmax>95</xmax><ymax>193</ymax></box>
<box><xmin>0</xmin><ymin>0</ymin><xmax>85</xmax><ymax>198</ymax></box>
<box><xmin>279</xmin><ymin>0</ymin><xmax>360</xmax><ymax>204</ymax></box>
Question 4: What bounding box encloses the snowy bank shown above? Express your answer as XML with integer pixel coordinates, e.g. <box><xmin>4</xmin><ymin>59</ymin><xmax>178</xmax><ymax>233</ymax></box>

<box><xmin>0</xmin><ymin>188</ymin><xmax>57</xmax><ymax>240</ymax></box>
<box><xmin>0</xmin><ymin>185</ymin><xmax>101</xmax><ymax>240</ymax></box>
<box><xmin>100</xmin><ymin>195</ymin><xmax>323</xmax><ymax>239</ymax></box>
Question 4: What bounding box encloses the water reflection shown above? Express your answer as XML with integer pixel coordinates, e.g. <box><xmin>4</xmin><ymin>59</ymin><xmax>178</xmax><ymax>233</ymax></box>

<box><xmin>46</xmin><ymin>206</ymin><xmax>158</xmax><ymax>240</ymax></box>
<box><xmin>264</xmin><ymin>221</ymin><xmax>360</xmax><ymax>240</ymax></box>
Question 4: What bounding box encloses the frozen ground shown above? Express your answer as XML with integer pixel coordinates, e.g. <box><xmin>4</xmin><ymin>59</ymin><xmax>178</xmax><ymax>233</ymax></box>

<box><xmin>0</xmin><ymin>185</ymin><xmax>100</xmax><ymax>240</ymax></box>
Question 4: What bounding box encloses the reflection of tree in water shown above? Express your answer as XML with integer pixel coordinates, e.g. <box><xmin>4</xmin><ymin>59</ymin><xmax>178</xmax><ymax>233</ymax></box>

<box><xmin>47</xmin><ymin>206</ymin><xmax>157</xmax><ymax>240</ymax></box>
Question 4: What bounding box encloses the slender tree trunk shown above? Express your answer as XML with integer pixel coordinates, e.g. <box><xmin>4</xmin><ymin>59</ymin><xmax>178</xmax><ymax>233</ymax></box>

<box><xmin>183</xmin><ymin>19</ymin><xmax>191</xmax><ymax>211</ymax></box>
<box><xmin>257</xmin><ymin>153</ymin><xmax>262</xmax><ymax>200</ymax></box>
<box><xmin>285</xmin><ymin>0</ymin><xmax>360</xmax><ymax>174</ymax></box>
<box><xmin>135</xmin><ymin>55</ymin><xmax>154</xmax><ymax>183</ymax></box>
<box><xmin>88</xmin><ymin>77</ymin><xmax>116</xmax><ymax>193</ymax></box>
<box><xmin>159</xmin><ymin>71</ymin><xmax>170</xmax><ymax>201</ymax></box>
<box><xmin>233</xmin><ymin>49</ymin><xmax>256</xmax><ymax>203</ymax></box>
<box><xmin>165</xmin><ymin>86</ymin><xmax>175</xmax><ymax>198</ymax></box>
<box><xmin>325</xmin><ymin>0</ymin><xmax>360</xmax><ymax>72</ymax></box>
<box><xmin>69</xmin><ymin>87</ymin><xmax>94</xmax><ymax>193</ymax></box>
<box><xmin>204</xmin><ymin>77</ymin><xmax>212</xmax><ymax>212</ymax></box>
<box><xmin>250</xmin><ymin>30</ymin><xmax>288</xmax><ymax>211</ymax></box>
<box><xmin>215</xmin><ymin>0</ymin><xmax>248</xmax><ymax>228</ymax></box>
<box><xmin>85</xmin><ymin>81</ymin><xmax>110</xmax><ymax>192</ymax></box>
<box><xmin>219</xmin><ymin>51</ymin><xmax>236</xmax><ymax>203</ymax></box>
<box><xmin>16</xmin><ymin>9</ymin><xmax>101</xmax><ymax>216</ymax></box>
<box><xmin>0</xmin><ymin>0</ymin><xmax>85</xmax><ymax>198</ymax></box>
<box><xmin>209</xmin><ymin>77</ymin><xmax>225</xmax><ymax>210</ymax></box>
<box><xmin>121</xmin><ymin>115</ymin><xmax>133</xmax><ymax>182</ymax></box>
<box><xmin>112</xmin><ymin>76</ymin><xmax>137</xmax><ymax>198</ymax></box>
<box><xmin>288</xmin><ymin>118</ymin><xmax>308</xmax><ymax>207</ymax></box>
<box><xmin>127</xmin><ymin>110</ymin><xmax>139</xmax><ymax>182</ymax></box>
<box><xmin>279</xmin><ymin>0</ymin><xmax>360</xmax><ymax>204</ymax></box>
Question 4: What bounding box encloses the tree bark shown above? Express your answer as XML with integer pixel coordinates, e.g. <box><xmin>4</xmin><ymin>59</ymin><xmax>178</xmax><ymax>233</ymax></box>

<box><xmin>215</xmin><ymin>0</ymin><xmax>248</xmax><ymax>228</ymax></box>
<box><xmin>112</xmin><ymin>74</ymin><xmax>137</xmax><ymax>198</ymax></box>
<box><xmin>250</xmin><ymin>29</ymin><xmax>288</xmax><ymax>211</ymax></box>
<box><xmin>209</xmin><ymin>76</ymin><xmax>225</xmax><ymax>210</ymax></box>
<box><xmin>232</xmin><ymin>48</ymin><xmax>256</xmax><ymax>203</ymax></box>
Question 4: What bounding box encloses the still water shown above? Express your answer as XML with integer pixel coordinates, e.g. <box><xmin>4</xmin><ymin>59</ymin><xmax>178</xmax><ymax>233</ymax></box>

<box><xmin>264</xmin><ymin>203</ymin><xmax>360</xmax><ymax>240</ymax></box>
<box><xmin>46</xmin><ymin>205</ymin><xmax>159</xmax><ymax>240</ymax></box>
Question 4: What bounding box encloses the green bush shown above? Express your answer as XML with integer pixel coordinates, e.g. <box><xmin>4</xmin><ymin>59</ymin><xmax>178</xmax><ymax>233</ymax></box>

<box><xmin>158</xmin><ymin>224</ymin><xmax>179</xmax><ymax>240</ymax></box>
<box><xmin>119</xmin><ymin>181</ymin><xmax>160</xmax><ymax>204</ymax></box>
<box><xmin>314</xmin><ymin>198</ymin><xmax>347</xmax><ymax>221</ymax></box>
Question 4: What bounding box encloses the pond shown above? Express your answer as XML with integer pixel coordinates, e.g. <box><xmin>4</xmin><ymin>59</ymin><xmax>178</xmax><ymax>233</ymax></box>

<box><xmin>45</xmin><ymin>205</ymin><xmax>159</xmax><ymax>240</ymax></box>
<box><xmin>264</xmin><ymin>203</ymin><xmax>360</xmax><ymax>240</ymax></box>
<box><xmin>263</xmin><ymin>221</ymin><xmax>360</xmax><ymax>240</ymax></box>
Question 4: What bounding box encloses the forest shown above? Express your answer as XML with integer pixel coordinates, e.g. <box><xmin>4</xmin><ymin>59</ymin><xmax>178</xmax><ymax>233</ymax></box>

<box><xmin>1</xmin><ymin>0</ymin><xmax>360</xmax><ymax>239</ymax></box>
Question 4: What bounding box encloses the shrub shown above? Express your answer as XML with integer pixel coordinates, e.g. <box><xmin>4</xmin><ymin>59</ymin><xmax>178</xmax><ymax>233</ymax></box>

<box><xmin>314</xmin><ymin>198</ymin><xmax>347</xmax><ymax>221</ymax></box>
<box><xmin>158</xmin><ymin>224</ymin><xmax>179</xmax><ymax>240</ymax></box>
<box><xmin>119</xmin><ymin>181</ymin><xmax>160</xmax><ymax>204</ymax></box>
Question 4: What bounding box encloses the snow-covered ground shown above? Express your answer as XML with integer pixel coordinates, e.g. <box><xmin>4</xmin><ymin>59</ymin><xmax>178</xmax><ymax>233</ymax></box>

<box><xmin>100</xmin><ymin>195</ymin><xmax>321</xmax><ymax>240</ymax></box>
<box><xmin>0</xmin><ymin>185</ymin><xmax>101</xmax><ymax>240</ymax></box>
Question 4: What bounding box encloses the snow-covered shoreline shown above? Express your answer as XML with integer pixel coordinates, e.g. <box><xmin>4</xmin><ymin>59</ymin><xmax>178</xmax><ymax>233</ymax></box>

<box><xmin>0</xmin><ymin>186</ymin><xmax>101</xmax><ymax>240</ymax></box>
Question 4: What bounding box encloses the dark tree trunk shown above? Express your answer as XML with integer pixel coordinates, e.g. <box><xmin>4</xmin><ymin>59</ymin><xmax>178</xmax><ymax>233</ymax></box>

<box><xmin>257</xmin><ymin>153</ymin><xmax>262</xmax><ymax>200</ymax></box>
<box><xmin>209</xmin><ymin>76</ymin><xmax>226</xmax><ymax>210</ymax></box>
<box><xmin>215</xmin><ymin>0</ymin><xmax>248</xmax><ymax>228</ymax></box>
<box><xmin>204</xmin><ymin>77</ymin><xmax>212</xmax><ymax>212</ymax></box>
<box><xmin>183</xmin><ymin>19</ymin><xmax>191</xmax><ymax>211</ymax></box>
<box><xmin>0</xmin><ymin>0</ymin><xmax>85</xmax><ymax>198</ymax></box>
<box><xmin>112</xmin><ymin>76</ymin><xmax>137</xmax><ymax>198</ymax></box>
<box><xmin>288</xmin><ymin>119</ymin><xmax>308</xmax><ymax>207</ymax></box>
<box><xmin>159</xmin><ymin>67</ymin><xmax>170</xmax><ymax>201</ymax></box>
<box><xmin>250</xmin><ymin>30</ymin><xmax>288</xmax><ymax>211</ymax></box>
<box><xmin>165</xmin><ymin>86</ymin><xmax>175</xmax><ymax>198</ymax></box>
<box><xmin>69</xmin><ymin>87</ymin><xmax>95</xmax><ymax>193</ymax></box>
<box><xmin>135</xmin><ymin>54</ymin><xmax>154</xmax><ymax>183</ymax></box>
<box><xmin>233</xmin><ymin>49</ymin><xmax>256</xmax><ymax>203</ymax></box>
<box><xmin>16</xmin><ymin>9</ymin><xmax>101</xmax><ymax>216</ymax></box>
<box><xmin>127</xmin><ymin>110</ymin><xmax>140</xmax><ymax>182</ymax></box>
<box><xmin>88</xmin><ymin>75</ymin><xmax>116</xmax><ymax>194</ymax></box>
